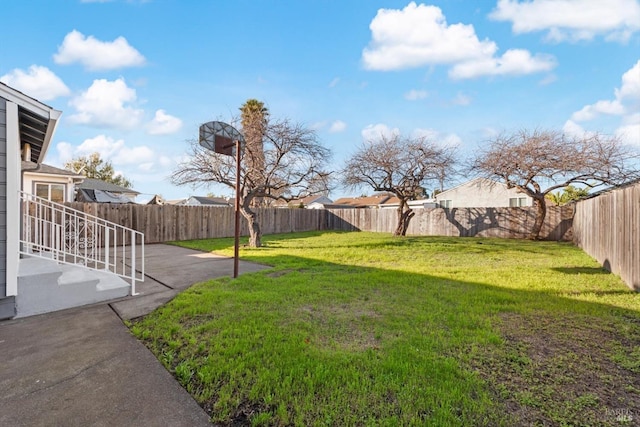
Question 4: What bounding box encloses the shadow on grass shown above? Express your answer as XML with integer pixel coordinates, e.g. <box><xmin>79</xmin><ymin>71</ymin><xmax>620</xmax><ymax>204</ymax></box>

<box><xmin>141</xmin><ymin>233</ymin><xmax>640</xmax><ymax>427</ymax></box>
<box><xmin>552</xmin><ymin>266</ymin><xmax>612</xmax><ymax>275</ymax></box>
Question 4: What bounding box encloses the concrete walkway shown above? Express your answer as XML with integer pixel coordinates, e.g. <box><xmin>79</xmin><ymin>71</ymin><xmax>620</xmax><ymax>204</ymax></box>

<box><xmin>0</xmin><ymin>244</ymin><xmax>269</xmax><ymax>426</ymax></box>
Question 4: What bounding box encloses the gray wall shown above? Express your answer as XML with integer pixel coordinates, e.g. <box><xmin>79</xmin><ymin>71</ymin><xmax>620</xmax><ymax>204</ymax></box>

<box><xmin>0</xmin><ymin>97</ymin><xmax>7</xmax><ymax>297</ymax></box>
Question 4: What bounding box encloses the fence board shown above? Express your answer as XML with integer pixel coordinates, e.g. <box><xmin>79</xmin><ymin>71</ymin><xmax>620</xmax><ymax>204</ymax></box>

<box><xmin>573</xmin><ymin>182</ymin><xmax>639</xmax><ymax>291</ymax></box>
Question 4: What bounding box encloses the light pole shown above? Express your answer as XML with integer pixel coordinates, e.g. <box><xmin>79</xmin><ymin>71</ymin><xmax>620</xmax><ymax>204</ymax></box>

<box><xmin>198</xmin><ymin>121</ymin><xmax>245</xmax><ymax>278</ymax></box>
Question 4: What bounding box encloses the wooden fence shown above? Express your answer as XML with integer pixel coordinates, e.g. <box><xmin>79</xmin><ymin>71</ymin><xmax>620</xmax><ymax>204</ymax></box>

<box><xmin>326</xmin><ymin>206</ymin><xmax>573</xmax><ymax>240</ymax></box>
<box><xmin>64</xmin><ymin>203</ymin><xmax>327</xmax><ymax>243</ymax></box>
<box><xmin>65</xmin><ymin>203</ymin><xmax>573</xmax><ymax>243</ymax></box>
<box><xmin>573</xmin><ymin>182</ymin><xmax>640</xmax><ymax>290</ymax></box>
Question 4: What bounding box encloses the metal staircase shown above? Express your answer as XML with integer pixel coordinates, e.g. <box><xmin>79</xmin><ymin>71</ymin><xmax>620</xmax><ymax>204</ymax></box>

<box><xmin>17</xmin><ymin>191</ymin><xmax>144</xmax><ymax>317</ymax></box>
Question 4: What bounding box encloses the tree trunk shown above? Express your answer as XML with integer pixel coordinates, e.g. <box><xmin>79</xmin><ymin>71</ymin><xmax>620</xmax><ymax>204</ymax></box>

<box><xmin>528</xmin><ymin>196</ymin><xmax>547</xmax><ymax>240</ymax></box>
<box><xmin>240</xmin><ymin>205</ymin><xmax>262</xmax><ymax>248</ymax></box>
<box><xmin>393</xmin><ymin>201</ymin><xmax>415</xmax><ymax>236</ymax></box>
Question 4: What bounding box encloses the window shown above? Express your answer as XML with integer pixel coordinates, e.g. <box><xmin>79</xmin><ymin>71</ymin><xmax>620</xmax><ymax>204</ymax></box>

<box><xmin>509</xmin><ymin>197</ymin><xmax>528</xmax><ymax>207</ymax></box>
<box><xmin>439</xmin><ymin>199</ymin><xmax>452</xmax><ymax>208</ymax></box>
<box><xmin>35</xmin><ymin>183</ymin><xmax>66</xmax><ymax>203</ymax></box>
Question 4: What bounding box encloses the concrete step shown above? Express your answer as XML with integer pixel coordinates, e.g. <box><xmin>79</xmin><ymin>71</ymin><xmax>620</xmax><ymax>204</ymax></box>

<box><xmin>15</xmin><ymin>257</ymin><xmax>130</xmax><ymax>318</ymax></box>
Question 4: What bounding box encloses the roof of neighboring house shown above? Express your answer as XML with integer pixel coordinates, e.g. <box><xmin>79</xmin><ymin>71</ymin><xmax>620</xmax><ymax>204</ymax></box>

<box><xmin>186</xmin><ymin>196</ymin><xmax>230</xmax><ymax>206</ymax></box>
<box><xmin>274</xmin><ymin>194</ymin><xmax>333</xmax><ymax>207</ymax></box>
<box><xmin>381</xmin><ymin>196</ymin><xmax>401</xmax><ymax>206</ymax></box>
<box><xmin>21</xmin><ymin>161</ymin><xmax>84</xmax><ymax>179</ymax></box>
<box><xmin>434</xmin><ymin>177</ymin><xmax>506</xmax><ymax>198</ymax></box>
<box><xmin>381</xmin><ymin>197</ymin><xmax>437</xmax><ymax>207</ymax></box>
<box><xmin>76</xmin><ymin>189</ymin><xmax>134</xmax><ymax>204</ymax></box>
<box><xmin>77</xmin><ymin>178</ymin><xmax>140</xmax><ymax>195</ymax></box>
<box><xmin>165</xmin><ymin>198</ymin><xmax>187</xmax><ymax>205</ymax></box>
<box><xmin>147</xmin><ymin>195</ymin><xmax>165</xmax><ymax>205</ymax></box>
<box><xmin>333</xmin><ymin>194</ymin><xmax>391</xmax><ymax>207</ymax></box>
<box><xmin>309</xmin><ymin>203</ymin><xmax>354</xmax><ymax>209</ymax></box>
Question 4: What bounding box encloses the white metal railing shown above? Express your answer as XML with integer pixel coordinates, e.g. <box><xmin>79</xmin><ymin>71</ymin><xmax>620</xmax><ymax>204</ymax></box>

<box><xmin>19</xmin><ymin>191</ymin><xmax>144</xmax><ymax>295</ymax></box>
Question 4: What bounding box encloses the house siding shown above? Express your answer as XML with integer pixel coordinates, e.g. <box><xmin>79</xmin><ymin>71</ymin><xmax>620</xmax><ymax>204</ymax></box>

<box><xmin>0</xmin><ymin>97</ymin><xmax>8</xmax><ymax>298</ymax></box>
<box><xmin>435</xmin><ymin>178</ymin><xmax>532</xmax><ymax>208</ymax></box>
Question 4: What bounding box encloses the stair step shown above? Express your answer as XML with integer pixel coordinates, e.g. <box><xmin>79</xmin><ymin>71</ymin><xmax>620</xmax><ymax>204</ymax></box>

<box><xmin>18</xmin><ymin>256</ymin><xmax>62</xmax><ymax>277</ymax></box>
<box><xmin>57</xmin><ymin>266</ymin><xmax>100</xmax><ymax>288</ymax></box>
<box><xmin>16</xmin><ymin>259</ymin><xmax>131</xmax><ymax>318</ymax></box>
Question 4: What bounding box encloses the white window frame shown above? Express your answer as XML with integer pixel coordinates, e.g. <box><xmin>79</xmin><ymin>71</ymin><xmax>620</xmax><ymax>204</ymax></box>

<box><xmin>509</xmin><ymin>197</ymin><xmax>528</xmax><ymax>207</ymax></box>
<box><xmin>439</xmin><ymin>199</ymin><xmax>452</xmax><ymax>208</ymax></box>
<box><xmin>33</xmin><ymin>181</ymin><xmax>67</xmax><ymax>203</ymax></box>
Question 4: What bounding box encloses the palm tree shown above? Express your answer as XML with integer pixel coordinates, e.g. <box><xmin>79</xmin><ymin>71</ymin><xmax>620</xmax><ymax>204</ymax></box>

<box><xmin>240</xmin><ymin>99</ymin><xmax>268</xmax><ymax>207</ymax></box>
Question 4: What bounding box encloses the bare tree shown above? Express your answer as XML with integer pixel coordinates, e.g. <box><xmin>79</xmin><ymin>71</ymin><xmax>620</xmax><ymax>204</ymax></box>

<box><xmin>171</xmin><ymin>117</ymin><xmax>332</xmax><ymax>247</ymax></box>
<box><xmin>343</xmin><ymin>134</ymin><xmax>457</xmax><ymax>236</ymax></box>
<box><xmin>473</xmin><ymin>129</ymin><xmax>640</xmax><ymax>239</ymax></box>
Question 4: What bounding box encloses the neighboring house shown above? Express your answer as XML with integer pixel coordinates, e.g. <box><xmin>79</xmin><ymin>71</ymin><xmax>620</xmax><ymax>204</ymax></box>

<box><xmin>76</xmin><ymin>178</ymin><xmax>140</xmax><ymax>203</ymax></box>
<box><xmin>1</xmin><ymin>82</ymin><xmax>62</xmax><ymax>319</ymax></box>
<box><xmin>380</xmin><ymin>197</ymin><xmax>438</xmax><ymax>209</ymax></box>
<box><xmin>275</xmin><ymin>195</ymin><xmax>333</xmax><ymax>209</ymax></box>
<box><xmin>165</xmin><ymin>198</ymin><xmax>187</xmax><ymax>205</ymax></box>
<box><xmin>434</xmin><ymin>178</ymin><xmax>532</xmax><ymax>208</ymax></box>
<box><xmin>333</xmin><ymin>194</ymin><xmax>392</xmax><ymax>208</ymax></box>
<box><xmin>147</xmin><ymin>194</ymin><xmax>165</xmax><ymax>205</ymax></box>
<box><xmin>307</xmin><ymin>200</ymin><xmax>337</xmax><ymax>209</ymax></box>
<box><xmin>22</xmin><ymin>161</ymin><xmax>84</xmax><ymax>203</ymax></box>
<box><xmin>181</xmin><ymin>196</ymin><xmax>231</xmax><ymax>207</ymax></box>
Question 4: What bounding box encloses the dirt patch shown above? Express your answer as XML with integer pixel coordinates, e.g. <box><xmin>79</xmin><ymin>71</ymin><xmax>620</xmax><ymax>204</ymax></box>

<box><xmin>468</xmin><ymin>312</ymin><xmax>640</xmax><ymax>426</ymax></box>
<box><xmin>297</xmin><ymin>304</ymin><xmax>382</xmax><ymax>352</ymax></box>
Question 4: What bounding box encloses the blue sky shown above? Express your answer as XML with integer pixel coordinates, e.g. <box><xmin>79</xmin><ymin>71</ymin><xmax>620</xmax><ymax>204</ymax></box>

<box><xmin>2</xmin><ymin>0</ymin><xmax>639</xmax><ymax>202</ymax></box>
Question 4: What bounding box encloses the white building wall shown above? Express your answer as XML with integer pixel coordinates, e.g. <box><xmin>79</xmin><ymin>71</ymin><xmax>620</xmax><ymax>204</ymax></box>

<box><xmin>435</xmin><ymin>178</ymin><xmax>532</xmax><ymax>208</ymax></box>
<box><xmin>22</xmin><ymin>173</ymin><xmax>77</xmax><ymax>202</ymax></box>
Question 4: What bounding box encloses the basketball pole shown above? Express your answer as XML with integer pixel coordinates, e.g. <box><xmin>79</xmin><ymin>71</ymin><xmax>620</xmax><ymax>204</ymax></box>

<box><xmin>233</xmin><ymin>138</ymin><xmax>241</xmax><ymax>279</ymax></box>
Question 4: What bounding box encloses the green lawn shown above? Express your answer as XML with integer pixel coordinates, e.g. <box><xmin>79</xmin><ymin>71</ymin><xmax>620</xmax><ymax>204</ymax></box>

<box><xmin>130</xmin><ymin>231</ymin><xmax>640</xmax><ymax>426</ymax></box>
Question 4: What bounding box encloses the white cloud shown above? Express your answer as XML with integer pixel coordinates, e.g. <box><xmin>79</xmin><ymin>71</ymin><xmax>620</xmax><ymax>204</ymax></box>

<box><xmin>567</xmin><ymin>60</ymin><xmax>640</xmax><ymax>145</ymax></box>
<box><xmin>75</xmin><ymin>134</ymin><xmax>125</xmax><ymax>158</ymax></box>
<box><xmin>363</xmin><ymin>2</ymin><xmax>496</xmax><ymax>70</ymax></box>
<box><xmin>539</xmin><ymin>74</ymin><xmax>558</xmax><ymax>86</ymax></box>
<box><xmin>616</xmin><ymin>60</ymin><xmax>640</xmax><ymax>99</ymax></box>
<box><xmin>411</xmin><ymin>128</ymin><xmax>462</xmax><ymax>147</ymax></box>
<box><xmin>361</xmin><ymin>2</ymin><xmax>555</xmax><ymax>79</ymax></box>
<box><xmin>404</xmin><ymin>89</ymin><xmax>428</xmax><ymax>100</ymax></box>
<box><xmin>68</xmin><ymin>78</ymin><xmax>144</xmax><ymax>129</ymax></box>
<box><xmin>0</xmin><ymin>65</ymin><xmax>70</xmax><ymax>101</ymax></box>
<box><xmin>449</xmin><ymin>49</ymin><xmax>556</xmax><ymax>79</ymax></box>
<box><xmin>490</xmin><ymin>0</ymin><xmax>640</xmax><ymax>42</ymax></box>
<box><xmin>571</xmin><ymin>100</ymin><xmax>625</xmax><ymax>121</ymax></box>
<box><xmin>147</xmin><ymin>109</ymin><xmax>183</xmax><ymax>135</ymax></box>
<box><xmin>615</xmin><ymin>123</ymin><xmax>640</xmax><ymax>145</ymax></box>
<box><xmin>56</xmin><ymin>142</ymin><xmax>75</xmax><ymax>165</ymax></box>
<box><xmin>329</xmin><ymin>120</ymin><xmax>347</xmax><ymax>133</ymax></box>
<box><xmin>54</xmin><ymin>30</ymin><xmax>146</xmax><ymax>71</ymax></box>
<box><xmin>310</xmin><ymin>121</ymin><xmax>327</xmax><ymax>131</ymax></box>
<box><xmin>361</xmin><ymin>124</ymin><xmax>401</xmax><ymax>141</ymax></box>
<box><xmin>361</xmin><ymin>124</ymin><xmax>462</xmax><ymax>146</ymax></box>
<box><xmin>451</xmin><ymin>92</ymin><xmax>471</xmax><ymax>106</ymax></box>
<box><xmin>57</xmin><ymin>134</ymin><xmax>160</xmax><ymax>169</ymax></box>
<box><xmin>113</xmin><ymin>145</ymin><xmax>156</xmax><ymax>165</ymax></box>
<box><xmin>562</xmin><ymin>119</ymin><xmax>587</xmax><ymax>137</ymax></box>
<box><xmin>570</xmin><ymin>60</ymin><xmax>640</xmax><ymax>123</ymax></box>
<box><xmin>138</xmin><ymin>162</ymin><xmax>154</xmax><ymax>172</ymax></box>
<box><xmin>328</xmin><ymin>77</ymin><xmax>340</xmax><ymax>88</ymax></box>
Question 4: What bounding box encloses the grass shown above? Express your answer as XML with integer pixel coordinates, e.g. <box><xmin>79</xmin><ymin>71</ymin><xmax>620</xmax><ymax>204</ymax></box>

<box><xmin>130</xmin><ymin>231</ymin><xmax>640</xmax><ymax>426</ymax></box>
